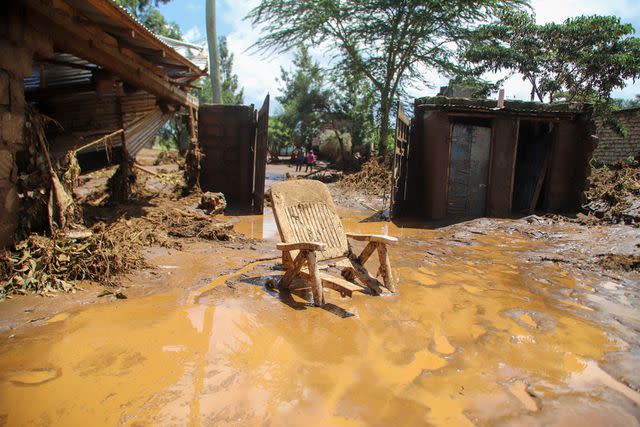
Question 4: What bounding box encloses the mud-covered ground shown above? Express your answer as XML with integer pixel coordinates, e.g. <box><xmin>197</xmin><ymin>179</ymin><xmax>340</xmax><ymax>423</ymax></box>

<box><xmin>0</xmin><ymin>152</ymin><xmax>639</xmax><ymax>426</ymax></box>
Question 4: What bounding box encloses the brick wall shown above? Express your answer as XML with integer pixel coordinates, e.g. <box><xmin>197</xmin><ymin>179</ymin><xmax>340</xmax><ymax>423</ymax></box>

<box><xmin>0</xmin><ymin>4</ymin><xmax>53</xmax><ymax>247</ymax></box>
<box><xmin>593</xmin><ymin>108</ymin><xmax>640</xmax><ymax>164</ymax></box>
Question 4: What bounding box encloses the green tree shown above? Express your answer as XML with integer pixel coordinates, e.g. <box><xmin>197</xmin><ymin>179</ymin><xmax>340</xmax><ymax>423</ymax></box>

<box><xmin>277</xmin><ymin>45</ymin><xmax>332</xmax><ymax>148</ymax></box>
<box><xmin>247</xmin><ymin>0</ymin><xmax>527</xmax><ymax>156</ymax></box>
<box><xmin>113</xmin><ymin>0</ymin><xmax>180</xmax><ymax>38</ymax></box>
<box><xmin>267</xmin><ymin>115</ymin><xmax>293</xmax><ymax>153</ymax></box>
<box><xmin>198</xmin><ymin>36</ymin><xmax>245</xmax><ymax>104</ymax></box>
<box><xmin>464</xmin><ymin>12</ymin><xmax>640</xmax><ymax>103</ymax></box>
<box><xmin>331</xmin><ymin>62</ymin><xmax>377</xmax><ymax>153</ymax></box>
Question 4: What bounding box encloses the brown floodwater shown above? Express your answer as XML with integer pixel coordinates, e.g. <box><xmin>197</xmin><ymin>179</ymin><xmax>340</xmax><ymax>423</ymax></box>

<box><xmin>1</xmin><ymin>209</ymin><xmax>639</xmax><ymax>426</ymax></box>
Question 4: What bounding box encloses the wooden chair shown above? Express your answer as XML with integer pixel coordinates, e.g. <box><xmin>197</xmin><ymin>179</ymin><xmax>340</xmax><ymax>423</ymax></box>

<box><xmin>271</xmin><ymin>180</ymin><xmax>398</xmax><ymax>306</ymax></box>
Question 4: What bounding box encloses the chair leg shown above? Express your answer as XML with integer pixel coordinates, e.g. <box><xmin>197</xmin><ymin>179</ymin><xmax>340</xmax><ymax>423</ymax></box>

<box><xmin>305</xmin><ymin>250</ymin><xmax>325</xmax><ymax>306</ymax></box>
<box><xmin>376</xmin><ymin>243</ymin><xmax>396</xmax><ymax>292</ymax></box>
<box><xmin>279</xmin><ymin>251</ymin><xmax>307</xmax><ymax>291</ymax></box>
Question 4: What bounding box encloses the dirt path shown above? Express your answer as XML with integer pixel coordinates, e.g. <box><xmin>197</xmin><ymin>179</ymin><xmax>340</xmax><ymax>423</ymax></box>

<box><xmin>0</xmin><ymin>161</ymin><xmax>639</xmax><ymax>426</ymax></box>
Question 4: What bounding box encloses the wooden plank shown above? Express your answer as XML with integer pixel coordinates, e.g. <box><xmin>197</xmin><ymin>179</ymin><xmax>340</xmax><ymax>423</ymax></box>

<box><xmin>253</xmin><ymin>94</ymin><xmax>269</xmax><ymax>213</ymax></box>
<box><xmin>319</xmin><ymin>273</ymin><xmax>365</xmax><ymax>298</ymax></box>
<box><xmin>528</xmin><ymin>143</ymin><xmax>553</xmax><ymax>212</ymax></box>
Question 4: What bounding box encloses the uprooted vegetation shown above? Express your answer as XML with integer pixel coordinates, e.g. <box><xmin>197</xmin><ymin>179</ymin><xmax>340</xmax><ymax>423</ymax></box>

<box><xmin>338</xmin><ymin>157</ymin><xmax>392</xmax><ymax>197</ymax></box>
<box><xmin>0</xmin><ymin>202</ymin><xmax>236</xmax><ymax>298</ymax></box>
<box><xmin>3</xmin><ymin>110</ymin><xmax>235</xmax><ymax>298</ymax></box>
<box><xmin>584</xmin><ymin>161</ymin><xmax>640</xmax><ymax>223</ymax></box>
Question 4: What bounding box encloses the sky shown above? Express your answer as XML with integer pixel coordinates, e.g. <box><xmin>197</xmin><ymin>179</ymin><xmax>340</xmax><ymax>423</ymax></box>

<box><xmin>159</xmin><ymin>0</ymin><xmax>640</xmax><ymax>109</ymax></box>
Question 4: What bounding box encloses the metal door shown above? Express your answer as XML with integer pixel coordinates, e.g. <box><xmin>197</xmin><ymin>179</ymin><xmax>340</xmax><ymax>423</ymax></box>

<box><xmin>447</xmin><ymin>124</ymin><xmax>491</xmax><ymax>216</ymax></box>
<box><xmin>390</xmin><ymin>103</ymin><xmax>411</xmax><ymax>217</ymax></box>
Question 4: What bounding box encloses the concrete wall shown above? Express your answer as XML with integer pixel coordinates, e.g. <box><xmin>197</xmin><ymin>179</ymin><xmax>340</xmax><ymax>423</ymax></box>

<box><xmin>0</xmin><ymin>3</ymin><xmax>53</xmax><ymax>246</ymax></box>
<box><xmin>593</xmin><ymin>108</ymin><xmax>640</xmax><ymax>164</ymax></box>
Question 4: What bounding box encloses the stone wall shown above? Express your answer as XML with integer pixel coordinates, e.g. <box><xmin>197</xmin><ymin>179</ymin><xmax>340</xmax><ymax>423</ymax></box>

<box><xmin>593</xmin><ymin>108</ymin><xmax>640</xmax><ymax>164</ymax></box>
<box><xmin>0</xmin><ymin>4</ymin><xmax>53</xmax><ymax>246</ymax></box>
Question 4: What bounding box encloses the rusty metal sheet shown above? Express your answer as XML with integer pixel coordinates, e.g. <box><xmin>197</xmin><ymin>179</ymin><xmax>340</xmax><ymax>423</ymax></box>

<box><xmin>447</xmin><ymin>124</ymin><xmax>491</xmax><ymax>216</ymax></box>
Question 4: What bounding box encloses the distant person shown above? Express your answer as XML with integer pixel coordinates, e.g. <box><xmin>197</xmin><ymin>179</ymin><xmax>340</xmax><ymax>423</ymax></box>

<box><xmin>295</xmin><ymin>148</ymin><xmax>305</xmax><ymax>172</ymax></box>
<box><xmin>290</xmin><ymin>149</ymin><xmax>297</xmax><ymax>166</ymax></box>
<box><xmin>305</xmin><ymin>150</ymin><xmax>316</xmax><ymax>172</ymax></box>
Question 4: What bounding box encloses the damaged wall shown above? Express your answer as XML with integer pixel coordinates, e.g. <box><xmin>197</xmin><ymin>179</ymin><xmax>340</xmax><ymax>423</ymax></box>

<box><xmin>593</xmin><ymin>108</ymin><xmax>640</xmax><ymax>164</ymax></box>
<box><xmin>403</xmin><ymin>98</ymin><xmax>595</xmax><ymax>221</ymax></box>
<box><xmin>0</xmin><ymin>3</ymin><xmax>53</xmax><ymax>247</ymax></box>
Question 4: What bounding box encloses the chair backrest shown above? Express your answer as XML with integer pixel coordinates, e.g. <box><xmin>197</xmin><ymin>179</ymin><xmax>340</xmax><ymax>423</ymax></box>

<box><xmin>271</xmin><ymin>180</ymin><xmax>349</xmax><ymax>261</ymax></box>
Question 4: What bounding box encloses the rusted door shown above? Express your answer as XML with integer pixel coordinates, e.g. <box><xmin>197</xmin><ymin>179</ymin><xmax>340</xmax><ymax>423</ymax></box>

<box><xmin>390</xmin><ymin>103</ymin><xmax>411</xmax><ymax>217</ymax></box>
<box><xmin>447</xmin><ymin>124</ymin><xmax>491</xmax><ymax>216</ymax></box>
<box><xmin>253</xmin><ymin>94</ymin><xmax>270</xmax><ymax>213</ymax></box>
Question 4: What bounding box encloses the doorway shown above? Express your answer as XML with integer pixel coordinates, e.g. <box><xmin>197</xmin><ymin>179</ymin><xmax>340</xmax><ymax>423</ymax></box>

<box><xmin>512</xmin><ymin>121</ymin><xmax>553</xmax><ymax>213</ymax></box>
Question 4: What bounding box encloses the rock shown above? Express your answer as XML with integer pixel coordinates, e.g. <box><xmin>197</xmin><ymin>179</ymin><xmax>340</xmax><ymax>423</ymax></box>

<box><xmin>198</xmin><ymin>192</ymin><xmax>226</xmax><ymax>214</ymax></box>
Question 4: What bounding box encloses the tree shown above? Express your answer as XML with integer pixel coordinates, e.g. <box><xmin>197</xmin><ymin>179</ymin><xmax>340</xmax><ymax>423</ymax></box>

<box><xmin>247</xmin><ymin>0</ymin><xmax>528</xmax><ymax>156</ymax></box>
<box><xmin>267</xmin><ymin>115</ymin><xmax>293</xmax><ymax>154</ymax></box>
<box><xmin>113</xmin><ymin>0</ymin><xmax>180</xmax><ymax>38</ymax></box>
<box><xmin>198</xmin><ymin>37</ymin><xmax>245</xmax><ymax>104</ymax></box>
<box><xmin>331</xmin><ymin>61</ymin><xmax>377</xmax><ymax>153</ymax></box>
<box><xmin>464</xmin><ymin>12</ymin><xmax>640</xmax><ymax>104</ymax></box>
<box><xmin>277</xmin><ymin>45</ymin><xmax>332</xmax><ymax>148</ymax></box>
<box><xmin>206</xmin><ymin>0</ymin><xmax>222</xmax><ymax>103</ymax></box>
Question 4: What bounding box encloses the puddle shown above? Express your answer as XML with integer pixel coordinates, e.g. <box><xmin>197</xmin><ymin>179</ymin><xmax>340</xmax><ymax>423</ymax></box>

<box><xmin>230</xmin><ymin>208</ymin><xmax>279</xmax><ymax>241</ymax></box>
<box><xmin>0</xmin><ymin>216</ymin><xmax>636</xmax><ymax>426</ymax></box>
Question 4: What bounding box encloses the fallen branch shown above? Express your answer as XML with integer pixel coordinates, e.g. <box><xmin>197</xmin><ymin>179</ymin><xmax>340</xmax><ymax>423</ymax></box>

<box><xmin>133</xmin><ymin>162</ymin><xmax>160</xmax><ymax>177</ymax></box>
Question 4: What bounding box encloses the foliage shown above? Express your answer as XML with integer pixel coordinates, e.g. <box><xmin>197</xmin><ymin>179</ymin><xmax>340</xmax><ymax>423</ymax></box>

<box><xmin>613</xmin><ymin>95</ymin><xmax>640</xmax><ymax>110</ymax></box>
<box><xmin>276</xmin><ymin>45</ymin><xmax>332</xmax><ymax>148</ymax></box>
<box><xmin>247</xmin><ymin>0</ymin><xmax>528</xmax><ymax>155</ymax></box>
<box><xmin>267</xmin><ymin>115</ymin><xmax>293</xmax><ymax>152</ymax></box>
<box><xmin>464</xmin><ymin>12</ymin><xmax>640</xmax><ymax>104</ymax></box>
<box><xmin>113</xmin><ymin>0</ymin><xmax>181</xmax><ymax>38</ymax></box>
<box><xmin>331</xmin><ymin>62</ymin><xmax>377</xmax><ymax>152</ymax></box>
<box><xmin>197</xmin><ymin>36</ymin><xmax>245</xmax><ymax>105</ymax></box>
<box><xmin>445</xmin><ymin>75</ymin><xmax>500</xmax><ymax>99</ymax></box>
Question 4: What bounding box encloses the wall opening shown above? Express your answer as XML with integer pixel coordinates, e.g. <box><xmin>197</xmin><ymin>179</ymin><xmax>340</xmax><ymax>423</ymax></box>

<box><xmin>512</xmin><ymin>121</ymin><xmax>553</xmax><ymax>213</ymax></box>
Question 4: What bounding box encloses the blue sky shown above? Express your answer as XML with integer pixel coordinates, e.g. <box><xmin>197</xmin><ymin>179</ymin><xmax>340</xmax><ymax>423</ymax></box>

<box><xmin>159</xmin><ymin>0</ymin><xmax>640</xmax><ymax>108</ymax></box>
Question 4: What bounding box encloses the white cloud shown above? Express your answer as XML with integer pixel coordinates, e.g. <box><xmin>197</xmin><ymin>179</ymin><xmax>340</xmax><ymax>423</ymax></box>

<box><xmin>219</xmin><ymin>0</ymin><xmax>293</xmax><ymax>111</ymax></box>
<box><xmin>183</xmin><ymin>25</ymin><xmax>202</xmax><ymax>43</ymax></box>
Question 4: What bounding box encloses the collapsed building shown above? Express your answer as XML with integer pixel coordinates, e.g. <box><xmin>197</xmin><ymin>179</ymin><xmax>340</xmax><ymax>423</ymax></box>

<box><xmin>0</xmin><ymin>0</ymin><xmax>206</xmax><ymax>246</ymax></box>
<box><xmin>391</xmin><ymin>97</ymin><xmax>595</xmax><ymax>220</ymax></box>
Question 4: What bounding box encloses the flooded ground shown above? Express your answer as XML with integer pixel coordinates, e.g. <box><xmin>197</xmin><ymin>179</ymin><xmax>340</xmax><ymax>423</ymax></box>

<box><xmin>1</xmin><ymin>162</ymin><xmax>639</xmax><ymax>426</ymax></box>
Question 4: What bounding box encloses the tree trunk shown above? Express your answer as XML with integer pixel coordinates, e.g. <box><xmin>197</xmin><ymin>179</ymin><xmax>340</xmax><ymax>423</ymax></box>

<box><xmin>206</xmin><ymin>0</ymin><xmax>222</xmax><ymax>104</ymax></box>
<box><xmin>377</xmin><ymin>97</ymin><xmax>391</xmax><ymax>157</ymax></box>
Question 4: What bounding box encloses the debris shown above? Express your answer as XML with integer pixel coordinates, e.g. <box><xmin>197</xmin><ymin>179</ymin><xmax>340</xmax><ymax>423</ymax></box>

<box><xmin>597</xmin><ymin>254</ymin><xmax>640</xmax><ymax>272</ymax></box>
<box><xmin>584</xmin><ymin>162</ymin><xmax>640</xmax><ymax>223</ymax></box>
<box><xmin>198</xmin><ymin>192</ymin><xmax>227</xmax><ymax>214</ymax></box>
<box><xmin>0</xmin><ymin>206</ymin><xmax>236</xmax><ymax>297</ymax></box>
<box><xmin>154</xmin><ymin>150</ymin><xmax>182</xmax><ymax>166</ymax></box>
<box><xmin>97</xmin><ymin>290</ymin><xmax>113</xmax><ymax>298</ymax></box>
<box><xmin>115</xmin><ymin>292</ymin><xmax>128</xmax><ymax>299</ymax></box>
<box><xmin>338</xmin><ymin>157</ymin><xmax>391</xmax><ymax>196</ymax></box>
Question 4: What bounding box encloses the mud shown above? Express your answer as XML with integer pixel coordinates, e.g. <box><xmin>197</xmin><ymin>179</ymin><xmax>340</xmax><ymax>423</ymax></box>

<box><xmin>0</xmin><ymin>197</ymin><xmax>639</xmax><ymax>425</ymax></box>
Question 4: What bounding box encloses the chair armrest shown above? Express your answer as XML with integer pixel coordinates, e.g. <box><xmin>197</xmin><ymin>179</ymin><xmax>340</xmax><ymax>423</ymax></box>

<box><xmin>276</xmin><ymin>242</ymin><xmax>326</xmax><ymax>251</ymax></box>
<box><xmin>345</xmin><ymin>232</ymin><xmax>398</xmax><ymax>244</ymax></box>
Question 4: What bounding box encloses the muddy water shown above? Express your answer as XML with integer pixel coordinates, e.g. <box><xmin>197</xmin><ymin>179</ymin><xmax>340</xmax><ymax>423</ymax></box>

<box><xmin>1</xmin><ymin>211</ymin><xmax>639</xmax><ymax>426</ymax></box>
